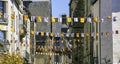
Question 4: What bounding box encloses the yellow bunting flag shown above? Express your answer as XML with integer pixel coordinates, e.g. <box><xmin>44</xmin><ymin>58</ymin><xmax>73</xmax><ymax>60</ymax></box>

<box><xmin>60</xmin><ymin>33</ymin><xmax>64</xmax><ymax>37</ymax></box>
<box><xmin>11</xmin><ymin>14</ymin><xmax>15</xmax><ymax>19</ymax></box>
<box><xmin>80</xmin><ymin>18</ymin><xmax>85</xmax><ymax>23</ymax></box>
<box><xmin>94</xmin><ymin>17</ymin><xmax>98</xmax><ymax>23</ymax></box>
<box><xmin>96</xmin><ymin>32</ymin><xmax>99</xmax><ymax>36</ymax></box>
<box><xmin>20</xmin><ymin>29</ymin><xmax>24</xmax><ymax>34</ymax></box>
<box><xmin>67</xmin><ymin>17</ymin><xmax>72</xmax><ymax>22</ymax></box>
<box><xmin>86</xmin><ymin>33</ymin><xmax>90</xmax><ymax>36</ymax></box>
<box><xmin>31</xmin><ymin>31</ymin><xmax>34</xmax><ymax>35</ymax></box>
<box><xmin>52</xmin><ymin>17</ymin><xmax>55</xmax><ymax>23</ymax></box>
<box><xmin>76</xmin><ymin>33</ymin><xmax>80</xmax><ymax>37</ymax></box>
<box><xmin>11</xmin><ymin>27</ymin><xmax>14</xmax><ymax>32</ymax></box>
<box><xmin>24</xmin><ymin>15</ymin><xmax>28</xmax><ymax>21</ymax></box>
<box><xmin>50</xmin><ymin>32</ymin><xmax>54</xmax><ymax>37</ymax></box>
<box><xmin>37</xmin><ymin>16</ymin><xmax>42</xmax><ymax>22</ymax></box>
<box><xmin>0</xmin><ymin>12</ymin><xmax>2</xmax><ymax>18</ymax></box>
<box><xmin>107</xmin><ymin>16</ymin><xmax>112</xmax><ymax>19</ymax></box>
<box><xmin>41</xmin><ymin>32</ymin><xmax>44</xmax><ymax>36</ymax></box>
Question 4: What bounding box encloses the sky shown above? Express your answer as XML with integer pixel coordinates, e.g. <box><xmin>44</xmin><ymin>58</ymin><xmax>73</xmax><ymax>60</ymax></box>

<box><xmin>51</xmin><ymin>0</ymin><xmax>70</xmax><ymax>17</ymax></box>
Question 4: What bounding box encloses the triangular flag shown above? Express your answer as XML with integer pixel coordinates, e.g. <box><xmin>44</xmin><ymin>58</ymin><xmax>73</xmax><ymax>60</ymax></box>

<box><xmin>24</xmin><ymin>15</ymin><xmax>28</xmax><ymax>21</ymax></box>
<box><xmin>37</xmin><ymin>16</ymin><xmax>42</xmax><ymax>22</ymax></box>
<box><xmin>31</xmin><ymin>16</ymin><xmax>35</xmax><ymax>21</ymax></box>
<box><xmin>66</xmin><ymin>33</ymin><xmax>70</xmax><ymax>37</ymax></box>
<box><xmin>58</xmin><ymin>17</ymin><xmax>62</xmax><ymax>22</ymax></box>
<box><xmin>11</xmin><ymin>27</ymin><xmax>14</xmax><ymax>32</ymax></box>
<box><xmin>71</xmin><ymin>33</ymin><xmax>74</xmax><ymax>37</ymax></box>
<box><xmin>93</xmin><ymin>17</ymin><xmax>98</xmax><ymax>23</ymax></box>
<box><xmin>91</xmin><ymin>32</ymin><xmax>94</xmax><ymax>37</ymax></box>
<box><xmin>31</xmin><ymin>31</ymin><xmax>34</xmax><ymax>35</ymax></box>
<box><xmin>96</xmin><ymin>32</ymin><xmax>99</xmax><ymax>36</ymax></box>
<box><xmin>46</xmin><ymin>32</ymin><xmax>49</xmax><ymax>36</ymax></box>
<box><xmin>76</xmin><ymin>33</ymin><xmax>80</xmax><ymax>37</ymax></box>
<box><xmin>44</xmin><ymin>17</ymin><xmax>49</xmax><ymax>22</ymax></box>
<box><xmin>41</xmin><ymin>32</ymin><xmax>44</xmax><ymax>36</ymax></box>
<box><xmin>86</xmin><ymin>33</ymin><xmax>90</xmax><ymax>36</ymax></box>
<box><xmin>51</xmin><ymin>17</ymin><xmax>55</xmax><ymax>23</ymax></box>
<box><xmin>100</xmin><ymin>18</ymin><xmax>104</xmax><ymax>23</ymax></box>
<box><xmin>4</xmin><ymin>13</ymin><xmax>9</xmax><ymax>18</ymax></box>
<box><xmin>60</xmin><ymin>33</ymin><xmax>64</xmax><ymax>37</ymax></box>
<box><xmin>20</xmin><ymin>29</ymin><xmax>24</xmax><ymax>34</ymax></box>
<box><xmin>81</xmin><ymin>33</ymin><xmax>84</xmax><ymax>37</ymax></box>
<box><xmin>87</xmin><ymin>17</ymin><xmax>92</xmax><ymax>23</ymax></box>
<box><xmin>74</xmin><ymin>18</ymin><xmax>78</xmax><ymax>22</ymax></box>
<box><xmin>67</xmin><ymin>17</ymin><xmax>72</xmax><ymax>22</ymax></box>
<box><xmin>11</xmin><ymin>14</ymin><xmax>15</xmax><ymax>19</ymax></box>
<box><xmin>80</xmin><ymin>18</ymin><xmax>85</xmax><ymax>23</ymax></box>
<box><xmin>50</xmin><ymin>32</ymin><xmax>54</xmax><ymax>37</ymax></box>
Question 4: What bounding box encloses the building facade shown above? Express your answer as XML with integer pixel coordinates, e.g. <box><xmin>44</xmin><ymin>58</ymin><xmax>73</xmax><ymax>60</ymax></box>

<box><xmin>69</xmin><ymin>0</ymin><xmax>93</xmax><ymax>64</ymax></box>
<box><xmin>0</xmin><ymin>0</ymin><xmax>31</xmax><ymax>63</ymax></box>
<box><xmin>112</xmin><ymin>0</ymin><xmax>120</xmax><ymax>64</ymax></box>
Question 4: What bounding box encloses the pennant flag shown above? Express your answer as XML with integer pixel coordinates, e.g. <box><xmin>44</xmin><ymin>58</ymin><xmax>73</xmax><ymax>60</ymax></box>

<box><xmin>96</xmin><ymin>32</ymin><xmax>99</xmax><ymax>36</ymax></box>
<box><xmin>51</xmin><ymin>17</ymin><xmax>56</xmax><ymax>23</ymax></box>
<box><xmin>91</xmin><ymin>32</ymin><xmax>94</xmax><ymax>37</ymax></box>
<box><xmin>80</xmin><ymin>18</ymin><xmax>85</xmax><ymax>23</ymax></box>
<box><xmin>93</xmin><ymin>17</ymin><xmax>98</xmax><ymax>23</ymax></box>
<box><xmin>0</xmin><ymin>12</ymin><xmax>2</xmax><ymax>18</ymax></box>
<box><xmin>86</xmin><ymin>33</ymin><xmax>90</xmax><ymax>36</ymax></box>
<box><xmin>81</xmin><ymin>33</ymin><xmax>84</xmax><ymax>37</ymax></box>
<box><xmin>20</xmin><ymin>29</ymin><xmax>24</xmax><ymax>34</ymax></box>
<box><xmin>87</xmin><ymin>17</ymin><xmax>92</xmax><ymax>23</ymax></box>
<box><xmin>44</xmin><ymin>17</ymin><xmax>49</xmax><ymax>22</ymax></box>
<box><xmin>31</xmin><ymin>16</ymin><xmax>35</xmax><ymax>21</ymax></box>
<box><xmin>67</xmin><ymin>17</ymin><xmax>72</xmax><ymax>22</ymax></box>
<box><xmin>76</xmin><ymin>33</ymin><xmax>80</xmax><ymax>37</ymax></box>
<box><xmin>107</xmin><ymin>16</ymin><xmax>112</xmax><ymax>19</ymax></box>
<box><xmin>50</xmin><ymin>32</ymin><xmax>54</xmax><ymax>37</ymax></box>
<box><xmin>40</xmin><ymin>32</ymin><xmax>44</xmax><ymax>36</ymax></box>
<box><xmin>74</xmin><ymin>18</ymin><xmax>78</xmax><ymax>22</ymax></box>
<box><xmin>46</xmin><ymin>32</ymin><xmax>49</xmax><ymax>36</ymax></box>
<box><xmin>4</xmin><ymin>13</ymin><xmax>9</xmax><ymax>18</ymax></box>
<box><xmin>11</xmin><ymin>27</ymin><xmax>14</xmax><ymax>32</ymax></box>
<box><xmin>58</xmin><ymin>17</ymin><xmax>62</xmax><ymax>22</ymax></box>
<box><xmin>31</xmin><ymin>31</ymin><xmax>34</xmax><ymax>35</ymax></box>
<box><xmin>100</xmin><ymin>18</ymin><xmax>104</xmax><ymax>23</ymax></box>
<box><xmin>66</xmin><ymin>33</ymin><xmax>70</xmax><ymax>37</ymax></box>
<box><xmin>60</xmin><ymin>33</ymin><xmax>64</xmax><ymax>37</ymax></box>
<box><xmin>37</xmin><ymin>16</ymin><xmax>42</xmax><ymax>22</ymax></box>
<box><xmin>11</xmin><ymin>14</ymin><xmax>15</xmax><ymax>19</ymax></box>
<box><xmin>113</xmin><ymin>16</ymin><xmax>117</xmax><ymax>21</ymax></box>
<box><xmin>71</xmin><ymin>33</ymin><xmax>74</xmax><ymax>37</ymax></box>
<box><xmin>24</xmin><ymin>15</ymin><xmax>28</xmax><ymax>21</ymax></box>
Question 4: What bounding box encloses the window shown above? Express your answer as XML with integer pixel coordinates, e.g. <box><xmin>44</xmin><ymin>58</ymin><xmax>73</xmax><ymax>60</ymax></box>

<box><xmin>0</xmin><ymin>1</ymin><xmax>6</xmax><ymax>21</ymax></box>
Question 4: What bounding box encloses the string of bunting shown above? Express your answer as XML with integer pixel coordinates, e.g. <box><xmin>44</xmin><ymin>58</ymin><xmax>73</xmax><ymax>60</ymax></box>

<box><xmin>1</xmin><ymin>12</ymin><xmax>118</xmax><ymax>23</ymax></box>
<box><xmin>26</xmin><ymin>31</ymin><xmax>120</xmax><ymax>37</ymax></box>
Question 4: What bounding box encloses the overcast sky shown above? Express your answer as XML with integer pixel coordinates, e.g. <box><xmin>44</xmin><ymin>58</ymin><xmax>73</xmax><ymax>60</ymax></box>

<box><xmin>51</xmin><ymin>0</ymin><xmax>70</xmax><ymax>17</ymax></box>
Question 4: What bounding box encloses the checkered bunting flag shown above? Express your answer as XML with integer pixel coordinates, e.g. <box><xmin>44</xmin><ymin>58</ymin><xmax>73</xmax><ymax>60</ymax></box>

<box><xmin>44</xmin><ymin>17</ymin><xmax>49</xmax><ymax>22</ymax></box>
<box><xmin>74</xmin><ymin>18</ymin><xmax>78</xmax><ymax>22</ymax></box>
<box><xmin>4</xmin><ymin>13</ymin><xmax>9</xmax><ymax>19</ymax></box>
<box><xmin>58</xmin><ymin>17</ymin><xmax>62</xmax><ymax>22</ymax></box>
<box><xmin>87</xmin><ymin>17</ymin><xmax>92</xmax><ymax>23</ymax></box>
<box><xmin>31</xmin><ymin>16</ymin><xmax>35</xmax><ymax>21</ymax></box>
<box><xmin>71</xmin><ymin>33</ymin><xmax>74</xmax><ymax>37</ymax></box>
<box><xmin>81</xmin><ymin>33</ymin><xmax>84</xmax><ymax>37</ymax></box>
